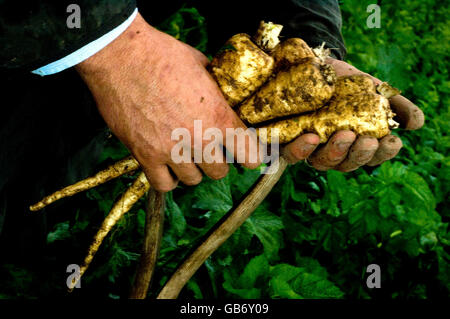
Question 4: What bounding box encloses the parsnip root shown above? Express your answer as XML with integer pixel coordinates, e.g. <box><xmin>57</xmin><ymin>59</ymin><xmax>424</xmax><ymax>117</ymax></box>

<box><xmin>253</xmin><ymin>21</ymin><xmax>283</xmax><ymax>52</ymax></box>
<box><xmin>258</xmin><ymin>93</ymin><xmax>398</xmax><ymax>144</ymax></box>
<box><xmin>30</xmin><ymin>156</ymin><xmax>140</xmax><ymax>211</ymax></box>
<box><xmin>69</xmin><ymin>172</ymin><xmax>150</xmax><ymax>289</ymax></box>
<box><xmin>238</xmin><ymin>57</ymin><xmax>336</xmax><ymax>124</ymax></box>
<box><xmin>377</xmin><ymin>82</ymin><xmax>402</xmax><ymax>99</ymax></box>
<box><xmin>208</xmin><ymin>33</ymin><xmax>275</xmax><ymax>107</ymax></box>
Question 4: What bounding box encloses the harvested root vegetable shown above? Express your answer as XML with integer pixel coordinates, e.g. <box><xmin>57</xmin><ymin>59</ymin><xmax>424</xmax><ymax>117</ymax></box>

<box><xmin>208</xmin><ymin>33</ymin><xmax>275</xmax><ymax>107</ymax></box>
<box><xmin>238</xmin><ymin>57</ymin><xmax>336</xmax><ymax>124</ymax></box>
<box><xmin>258</xmin><ymin>93</ymin><xmax>398</xmax><ymax>144</ymax></box>
<box><xmin>255</xmin><ymin>71</ymin><xmax>400</xmax><ymax>144</ymax></box>
<box><xmin>333</xmin><ymin>74</ymin><xmax>377</xmax><ymax>96</ymax></box>
<box><xmin>377</xmin><ymin>82</ymin><xmax>402</xmax><ymax>99</ymax></box>
<box><xmin>30</xmin><ymin>156</ymin><xmax>139</xmax><ymax>211</ymax></box>
<box><xmin>69</xmin><ymin>172</ymin><xmax>150</xmax><ymax>289</ymax></box>
<box><xmin>210</xmin><ymin>21</ymin><xmax>400</xmax><ymax>145</ymax></box>
<box><xmin>271</xmin><ymin>37</ymin><xmax>316</xmax><ymax>70</ymax></box>
<box><xmin>253</xmin><ymin>21</ymin><xmax>284</xmax><ymax>52</ymax></box>
<box><xmin>210</xmin><ymin>22</ymin><xmax>336</xmax><ymax>125</ymax></box>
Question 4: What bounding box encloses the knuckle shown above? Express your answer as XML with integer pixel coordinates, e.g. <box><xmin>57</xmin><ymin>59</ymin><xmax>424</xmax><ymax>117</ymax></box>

<box><xmin>208</xmin><ymin>167</ymin><xmax>229</xmax><ymax>180</ymax></box>
<box><xmin>335</xmin><ymin>160</ymin><xmax>357</xmax><ymax>173</ymax></box>
<box><xmin>335</xmin><ymin>166</ymin><xmax>356</xmax><ymax>173</ymax></box>
<box><xmin>380</xmin><ymin>145</ymin><xmax>402</xmax><ymax>159</ymax></box>
<box><xmin>310</xmin><ymin>160</ymin><xmax>331</xmax><ymax>171</ymax></box>
<box><xmin>382</xmin><ymin>135</ymin><xmax>402</xmax><ymax>147</ymax></box>
<box><xmin>183</xmin><ymin>175</ymin><xmax>203</xmax><ymax>186</ymax></box>
<box><xmin>351</xmin><ymin>150</ymin><xmax>376</xmax><ymax>166</ymax></box>
<box><xmin>318</xmin><ymin>151</ymin><xmax>345</xmax><ymax>166</ymax></box>
<box><xmin>243</xmin><ymin>161</ymin><xmax>261</xmax><ymax>170</ymax></box>
<box><xmin>358</xmin><ymin>136</ymin><xmax>379</xmax><ymax>149</ymax></box>
<box><xmin>153</xmin><ymin>182</ymin><xmax>177</xmax><ymax>193</ymax></box>
<box><xmin>366</xmin><ymin>157</ymin><xmax>384</xmax><ymax>167</ymax></box>
<box><xmin>289</xmin><ymin>145</ymin><xmax>309</xmax><ymax>161</ymax></box>
<box><xmin>328</xmin><ymin>157</ymin><xmax>346</xmax><ymax>166</ymax></box>
<box><xmin>314</xmin><ymin>165</ymin><xmax>331</xmax><ymax>172</ymax></box>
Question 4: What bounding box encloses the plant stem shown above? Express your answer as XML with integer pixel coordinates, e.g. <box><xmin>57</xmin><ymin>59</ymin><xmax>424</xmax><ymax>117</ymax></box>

<box><xmin>157</xmin><ymin>156</ymin><xmax>289</xmax><ymax>299</ymax></box>
<box><xmin>129</xmin><ymin>189</ymin><xmax>165</xmax><ymax>299</ymax></box>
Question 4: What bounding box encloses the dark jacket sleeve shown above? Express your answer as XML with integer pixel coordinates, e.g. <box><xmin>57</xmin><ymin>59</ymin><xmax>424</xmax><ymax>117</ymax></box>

<box><xmin>0</xmin><ymin>0</ymin><xmax>136</xmax><ymax>71</ymax></box>
<box><xmin>178</xmin><ymin>0</ymin><xmax>346</xmax><ymax>60</ymax></box>
<box><xmin>273</xmin><ymin>0</ymin><xmax>347</xmax><ymax>60</ymax></box>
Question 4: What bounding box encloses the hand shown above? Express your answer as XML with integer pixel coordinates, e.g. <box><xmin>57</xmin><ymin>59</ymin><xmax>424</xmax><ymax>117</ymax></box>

<box><xmin>282</xmin><ymin>57</ymin><xmax>425</xmax><ymax>172</ymax></box>
<box><xmin>76</xmin><ymin>13</ymin><xmax>259</xmax><ymax>192</ymax></box>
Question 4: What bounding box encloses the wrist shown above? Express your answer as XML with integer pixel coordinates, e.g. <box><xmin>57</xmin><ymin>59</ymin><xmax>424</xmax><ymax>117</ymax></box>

<box><xmin>75</xmin><ymin>12</ymin><xmax>157</xmax><ymax>78</ymax></box>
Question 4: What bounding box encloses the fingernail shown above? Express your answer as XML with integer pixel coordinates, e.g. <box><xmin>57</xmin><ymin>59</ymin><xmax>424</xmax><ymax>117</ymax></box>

<box><xmin>336</xmin><ymin>142</ymin><xmax>352</xmax><ymax>153</ymax></box>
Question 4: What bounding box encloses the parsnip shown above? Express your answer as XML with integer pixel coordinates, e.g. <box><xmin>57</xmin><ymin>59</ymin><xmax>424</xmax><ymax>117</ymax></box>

<box><xmin>271</xmin><ymin>38</ymin><xmax>316</xmax><ymax>70</ymax></box>
<box><xmin>258</xmin><ymin>93</ymin><xmax>398</xmax><ymax>144</ymax></box>
<box><xmin>68</xmin><ymin>172</ymin><xmax>150</xmax><ymax>289</ymax></box>
<box><xmin>253</xmin><ymin>21</ymin><xmax>284</xmax><ymax>52</ymax></box>
<box><xmin>333</xmin><ymin>74</ymin><xmax>377</xmax><ymax>97</ymax></box>
<box><xmin>30</xmin><ymin>156</ymin><xmax>140</xmax><ymax>211</ymax></box>
<box><xmin>238</xmin><ymin>57</ymin><xmax>336</xmax><ymax>124</ymax></box>
<box><xmin>208</xmin><ymin>33</ymin><xmax>275</xmax><ymax>107</ymax></box>
<box><xmin>377</xmin><ymin>82</ymin><xmax>402</xmax><ymax>99</ymax></box>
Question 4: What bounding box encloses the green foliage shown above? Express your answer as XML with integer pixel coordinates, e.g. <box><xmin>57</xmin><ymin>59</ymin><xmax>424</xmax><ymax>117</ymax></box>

<box><xmin>157</xmin><ymin>7</ymin><xmax>208</xmax><ymax>52</ymax></box>
<box><xmin>1</xmin><ymin>1</ymin><xmax>448</xmax><ymax>299</ymax></box>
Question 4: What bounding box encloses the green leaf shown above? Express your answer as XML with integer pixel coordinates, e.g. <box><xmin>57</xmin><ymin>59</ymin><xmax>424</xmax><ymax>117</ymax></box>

<box><xmin>269</xmin><ymin>278</ymin><xmax>304</xmax><ymax>299</ymax></box>
<box><xmin>401</xmin><ymin>171</ymin><xmax>436</xmax><ymax>212</ymax></box>
<box><xmin>193</xmin><ymin>176</ymin><xmax>233</xmax><ymax>213</ymax></box>
<box><xmin>222</xmin><ymin>257</ymin><xmax>266</xmax><ymax>299</ymax></box>
<box><xmin>229</xmin><ymin>165</ymin><xmax>261</xmax><ymax>199</ymax></box>
<box><xmin>186</xmin><ymin>280</ymin><xmax>204</xmax><ymax>299</ymax></box>
<box><xmin>270</xmin><ymin>264</ymin><xmax>303</xmax><ymax>282</ymax></box>
<box><xmin>222</xmin><ymin>283</ymin><xmax>261</xmax><ymax>299</ymax></box>
<box><xmin>237</xmin><ymin>255</ymin><xmax>269</xmax><ymax>288</ymax></box>
<box><xmin>292</xmin><ymin>273</ymin><xmax>344</xmax><ymax>299</ymax></box>
<box><xmin>137</xmin><ymin>208</ymin><xmax>146</xmax><ymax>234</ymax></box>
<box><xmin>244</xmin><ymin>207</ymin><xmax>284</xmax><ymax>260</ymax></box>
<box><xmin>166</xmin><ymin>192</ymin><xmax>187</xmax><ymax>237</ymax></box>
<box><xmin>47</xmin><ymin>221</ymin><xmax>71</xmax><ymax>244</ymax></box>
<box><xmin>295</xmin><ymin>256</ymin><xmax>329</xmax><ymax>278</ymax></box>
<box><xmin>326</xmin><ymin>170</ymin><xmax>348</xmax><ymax>199</ymax></box>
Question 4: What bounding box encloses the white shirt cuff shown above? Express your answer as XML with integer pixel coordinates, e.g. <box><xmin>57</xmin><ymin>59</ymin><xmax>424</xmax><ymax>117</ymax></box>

<box><xmin>32</xmin><ymin>8</ymin><xmax>138</xmax><ymax>76</ymax></box>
